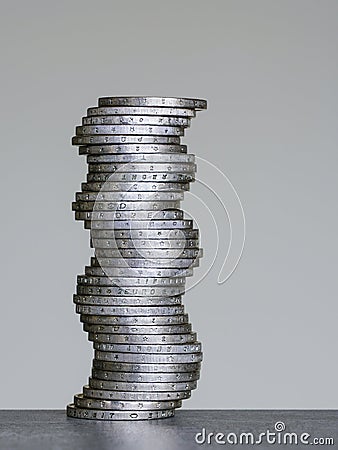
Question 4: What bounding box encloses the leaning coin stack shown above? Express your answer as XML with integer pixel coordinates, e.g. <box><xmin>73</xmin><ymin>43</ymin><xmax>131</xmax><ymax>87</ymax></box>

<box><xmin>67</xmin><ymin>96</ymin><xmax>207</xmax><ymax>421</ymax></box>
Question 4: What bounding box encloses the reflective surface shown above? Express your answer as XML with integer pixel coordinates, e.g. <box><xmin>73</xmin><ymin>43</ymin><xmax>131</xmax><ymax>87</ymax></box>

<box><xmin>0</xmin><ymin>410</ymin><xmax>337</xmax><ymax>450</ymax></box>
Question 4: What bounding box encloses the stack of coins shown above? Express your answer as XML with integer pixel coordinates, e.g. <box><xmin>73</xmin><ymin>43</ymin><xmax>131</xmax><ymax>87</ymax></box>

<box><xmin>67</xmin><ymin>96</ymin><xmax>207</xmax><ymax>421</ymax></box>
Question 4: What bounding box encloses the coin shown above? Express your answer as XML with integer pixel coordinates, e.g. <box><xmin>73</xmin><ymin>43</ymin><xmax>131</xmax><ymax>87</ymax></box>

<box><xmin>76</xmin><ymin>295</ymin><xmax>183</xmax><ymax>307</ymax></box>
<box><xmin>94</xmin><ymin>248</ymin><xmax>199</xmax><ymax>260</ymax></box>
<box><xmin>75</xmin><ymin>296</ymin><xmax>183</xmax><ymax>308</ymax></box>
<box><xmin>77</xmin><ymin>275</ymin><xmax>186</xmax><ymax>286</ymax></box>
<box><xmin>92</xmin><ymin>359</ymin><xmax>201</xmax><ymax>372</ymax></box>
<box><xmin>86</xmin><ymin>223</ymin><xmax>195</xmax><ymax>233</ymax></box>
<box><xmin>85</xmin><ymin>320</ymin><xmax>190</xmax><ymax>333</ymax></box>
<box><xmin>75</xmin><ymin>191</ymin><xmax>184</xmax><ymax>204</ymax></box>
<box><xmin>88</xmin><ymin>333</ymin><xmax>198</xmax><ymax>345</ymax></box>
<box><xmin>91</xmin><ymin>368</ymin><xmax>200</xmax><ymax>383</ymax></box>
<box><xmin>76</xmin><ymin>286</ymin><xmax>185</xmax><ymax>297</ymax></box>
<box><xmin>76</xmin><ymin>191</ymin><xmax>184</xmax><ymax>202</ymax></box>
<box><xmin>76</xmin><ymin>125</ymin><xmax>184</xmax><ymax>136</ymax></box>
<box><xmin>87</xmin><ymin>162</ymin><xmax>196</xmax><ymax>172</ymax></box>
<box><xmin>91</xmin><ymin>239</ymin><xmax>199</xmax><ymax>249</ymax></box>
<box><xmin>80</xmin><ymin>314</ymin><xmax>188</xmax><ymax>326</ymax></box>
<box><xmin>75</xmin><ymin>295</ymin><xmax>183</xmax><ymax>307</ymax></box>
<box><xmin>83</xmin><ymin>386</ymin><xmax>190</xmax><ymax>401</ymax></box>
<box><xmin>82</xmin><ymin>115</ymin><xmax>191</xmax><ymax>126</ymax></box>
<box><xmin>90</xmin><ymin>228</ymin><xmax>198</xmax><ymax>239</ymax></box>
<box><xmin>72</xmin><ymin>135</ymin><xmax>181</xmax><ymax>145</ymax></box>
<box><xmin>94</xmin><ymin>350</ymin><xmax>202</xmax><ymax>364</ymax></box>
<box><xmin>76</xmin><ymin>304</ymin><xmax>184</xmax><ymax>316</ymax></box>
<box><xmin>97</xmin><ymin>96</ymin><xmax>207</xmax><ymax>110</ymax></box>
<box><xmin>86</xmin><ymin>323</ymin><xmax>192</xmax><ymax>335</ymax></box>
<box><xmin>74</xmin><ymin>393</ymin><xmax>181</xmax><ymax>411</ymax></box>
<box><xmin>86</xmin><ymin>172</ymin><xmax>194</xmax><ymax>183</ymax></box>
<box><xmin>67</xmin><ymin>404</ymin><xmax>175</xmax><ymax>420</ymax></box>
<box><xmin>76</xmin><ymin>209</ymin><xmax>184</xmax><ymax>221</ymax></box>
<box><xmin>86</xmin><ymin>153</ymin><xmax>195</xmax><ymax>163</ymax></box>
<box><xmin>87</xmin><ymin>106</ymin><xmax>196</xmax><ymax>117</ymax></box>
<box><xmin>72</xmin><ymin>200</ymin><xmax>181</xmax><ymax>211</ymax></box>
<box><xmin>89</xmin><ymin>257</ymin><xmax>199</xmax><ymax>269</ymax></box>
<box><xmin>86</xmin><ymin>264</ymin><xmax>194</xmax><ymax>278</ymax></box>
<box><xmin>78</xmin><ymin>143</ymin><xmax>187</xmax><ymax>155</ymax></box>
<box><xmin>89</xmin><ymin>377</ymin><xmax>198</xmax><ymax>391</ymax></box>
<box><xmin>93</xmin><ymin>342</ymin><xmax>201</xmax><ymax>354</ymax></box>
<box><xmin>87</xmin><ymin>219</ymin><xmax>193</xmax><ymax>230</ymax></box>
<box><xmin>81</xmin><ymin>181</ymin><xmax>190</xmax><ymax>192</ymax></box>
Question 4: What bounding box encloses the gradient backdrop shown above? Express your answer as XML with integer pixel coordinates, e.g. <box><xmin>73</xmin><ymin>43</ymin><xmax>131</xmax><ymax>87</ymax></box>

<box><xmin>0</xmin><ymin>0</ymin><xmax>337</xmax><ymax>409</ymax></box>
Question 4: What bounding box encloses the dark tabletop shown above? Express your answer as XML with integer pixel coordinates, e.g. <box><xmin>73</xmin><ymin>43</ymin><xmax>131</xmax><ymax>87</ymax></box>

<box><xmin>0</xmin><ymin>410</ymin><xmax>336</xmax><ymax>450</ymax></box>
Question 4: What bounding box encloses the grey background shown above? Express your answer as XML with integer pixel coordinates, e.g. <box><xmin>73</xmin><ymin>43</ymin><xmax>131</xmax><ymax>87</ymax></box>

<box><xmin>0</xmin><ymin>0</ymin><xmax>337</xmax><ymax>409</ymax></box>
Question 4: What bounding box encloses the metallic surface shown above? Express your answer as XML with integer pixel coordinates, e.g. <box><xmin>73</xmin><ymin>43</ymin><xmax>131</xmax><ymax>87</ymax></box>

<box><xmin>67</xmin><ymin>95</ymin><xmax>206</xmax><ymax>420</ymax></box>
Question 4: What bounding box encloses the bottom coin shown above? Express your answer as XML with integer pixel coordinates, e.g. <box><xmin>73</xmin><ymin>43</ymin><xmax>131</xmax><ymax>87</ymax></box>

<box><xmin>66</xmin><ymin>403</ymin><xmax>175</xmax><ymax>421</ymax></box>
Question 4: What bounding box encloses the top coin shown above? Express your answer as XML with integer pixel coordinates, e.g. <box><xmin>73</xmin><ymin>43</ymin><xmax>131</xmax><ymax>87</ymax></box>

<box><xmin>97</xmin><ymin>97</ymin><xmax>207</xmax><ymax>110</ymax></box>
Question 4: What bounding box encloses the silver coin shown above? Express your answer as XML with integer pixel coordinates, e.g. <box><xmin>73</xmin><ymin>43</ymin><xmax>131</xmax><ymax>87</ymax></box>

<box><xmin>86</xmin><ymin>323</ymin><xmax>192</xmax><ymax>335</ymax></box>
<box><xmin>87</xmin><ymin>162</ymin><xmax>196</xmax><ymax>172</ymax></box>
<box><xmin>85</xmin><ymin>320</ymin><xmax>190</xmax><ymax>333</ymax></box>
<box><xmin>86</xmin><ymin>172</ymin><xmax>194</xmax><ymax>183</ymax></box>
<box><xmin>77</xmin><ymin>209</ymin><xmax>184</xmax><ymax>221</ymax></box>
<box><xmin>83</xmin><ymin>386</ymin><xmax>190</xmax><ymax>401</ymax></box>
<box><xmin>67</xmin><ymin>403</ymin><xmax>175</xmax><ymax>420</ymax></box>
<box><xmin>87</xmin><ymin>153</ymin><xmax>195</xmax><ymax>163</ymax></box>
<box><xmin>76</xmin><ymin>125</ymin><xmax>184</xmax><ymax>136</ymax></box>
<box><xmin>75</xmin><ymin>296</ymin><xmax>182</xmax><ymax>307</ymax></box>
<box><xmin>73</xmin><ymin>200</ymin><xmax>181</xmax><ymax>212</ymax></box>
<box><xmin>75</xmin><ymin>296</ymin><xmax>183</xmax><ymax>308</ymax></box>
<box><xmin>92</xmin><ymin>359</ymin><xmax>201</xmax><ymax>372</ymax></box>
<box><xmin>87</xmin><ymin>219</ymin><xmax>193</xmax><ymax>229</ymax></box>
<box><xmin>91</xmin><ymin>368</ymin><xmax>200</xmax><ymax>383</ymax></box>
<box><xmin>90</xmin><ymin>228</ymin><xmax>198</xmax><ymax>239</ymax></box>
<box><xmin>97</xmin><ymin>96</ymin><xmax>207</xmax><ymax>110</ymax></box>
<box><xmin>89</xmin><ymin>377</ymin><xmax>198</xmax><ymax>392</ymax></box>
<box><xmin>88</xmin><ymin>263</ymin><xmax>193</xmax><ymax>278</ymax></box>
<box><xmin>76</xmin><ymin>294</ymin><xmax>182</xmax><ymax>306</ymax></box>
<box><xmin>87</xmin><ymin>263</ymin><xmax>194</xmax><ymax>278</ymax></box>
<box><xmin>86</xmin><ymin>223</ymin><xmax>195</xmax><ymax>232</ymax></box>
<box><xmin>76</xmin><ymin>304</ymin><xmax>184</xmax><ymax>316</ymax></box>
<box><xmin>82</xmin><ymin>115</ymin><xmax>191</xmax><ymax>127</ymax></box>
<box><xmin>87</xmin><ymin>106</ymin><xmax>196</xmax><ymax>117</ymax></box>
<box><xmin>72</xmin><ymin>135</ymin><xmax>181</xmax><ymax>145</ymax></box>
<box><xmin>93</xmin><ymin>342</ymin><xmax>201</xmax><ymax>354</ymax></box>
<box><xmin>81</xmin><ymin>181</ymin><xmax>190</xmax><ymax>192</ymax></box>
<box><xmin>91</xmin><ymin>238</ymin><xmax>199</xmax><ymax>249</ymax></box>
<box><xmin>94</xmin><ymin>248</ymin><xmax>199</xmax><ymax>259</ymax></box>
<box><xmin>74</xmin><ymin>393</ymin><xmax>181</xmax><ymax>411</ymax></box>
<box><xmin>76</xmin><ymin>191</ymin><xmax>184</xmax><ymax>202</ymax></box>
<box><xmin>76</xmin><ymin>310</ymin><xmax>186</xmax><ymax>320</ymax></box>
<box><xmin>86</xmin><ymin>262</ymin><xmax>193</xmax><ymax>278</ymax></box>
<box><xmin>77</xmin><ymin>275</ymin><xmax>186</xmax><ymax>286</ymax></box>
<box><xmin>89</xmin><ymin>257</ymin><xmax>199</xmax><ymax>269</ymax></box>
<box><xmin>79</xmin><ymin>143</ymin><xmax>187</xmax><ymax>155</ymax></box>
<box><xmin>76</xmin><ymin>285</ymin><xmax>185</xmax><ymax>297</ymax></box>
<box><xmin>94</xmin><ymin>350</ymin><xmax>202</xmax><ymax>364</ymax></box>
<box><xmin>80</xmin><ymin>314</ymin><xmax>188</xmax><ymax>326</ymax></box>
<box><xmin>90</xmin><ymin>334</ymin><xmax>197</xmax><ymax>345</ymax></box>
